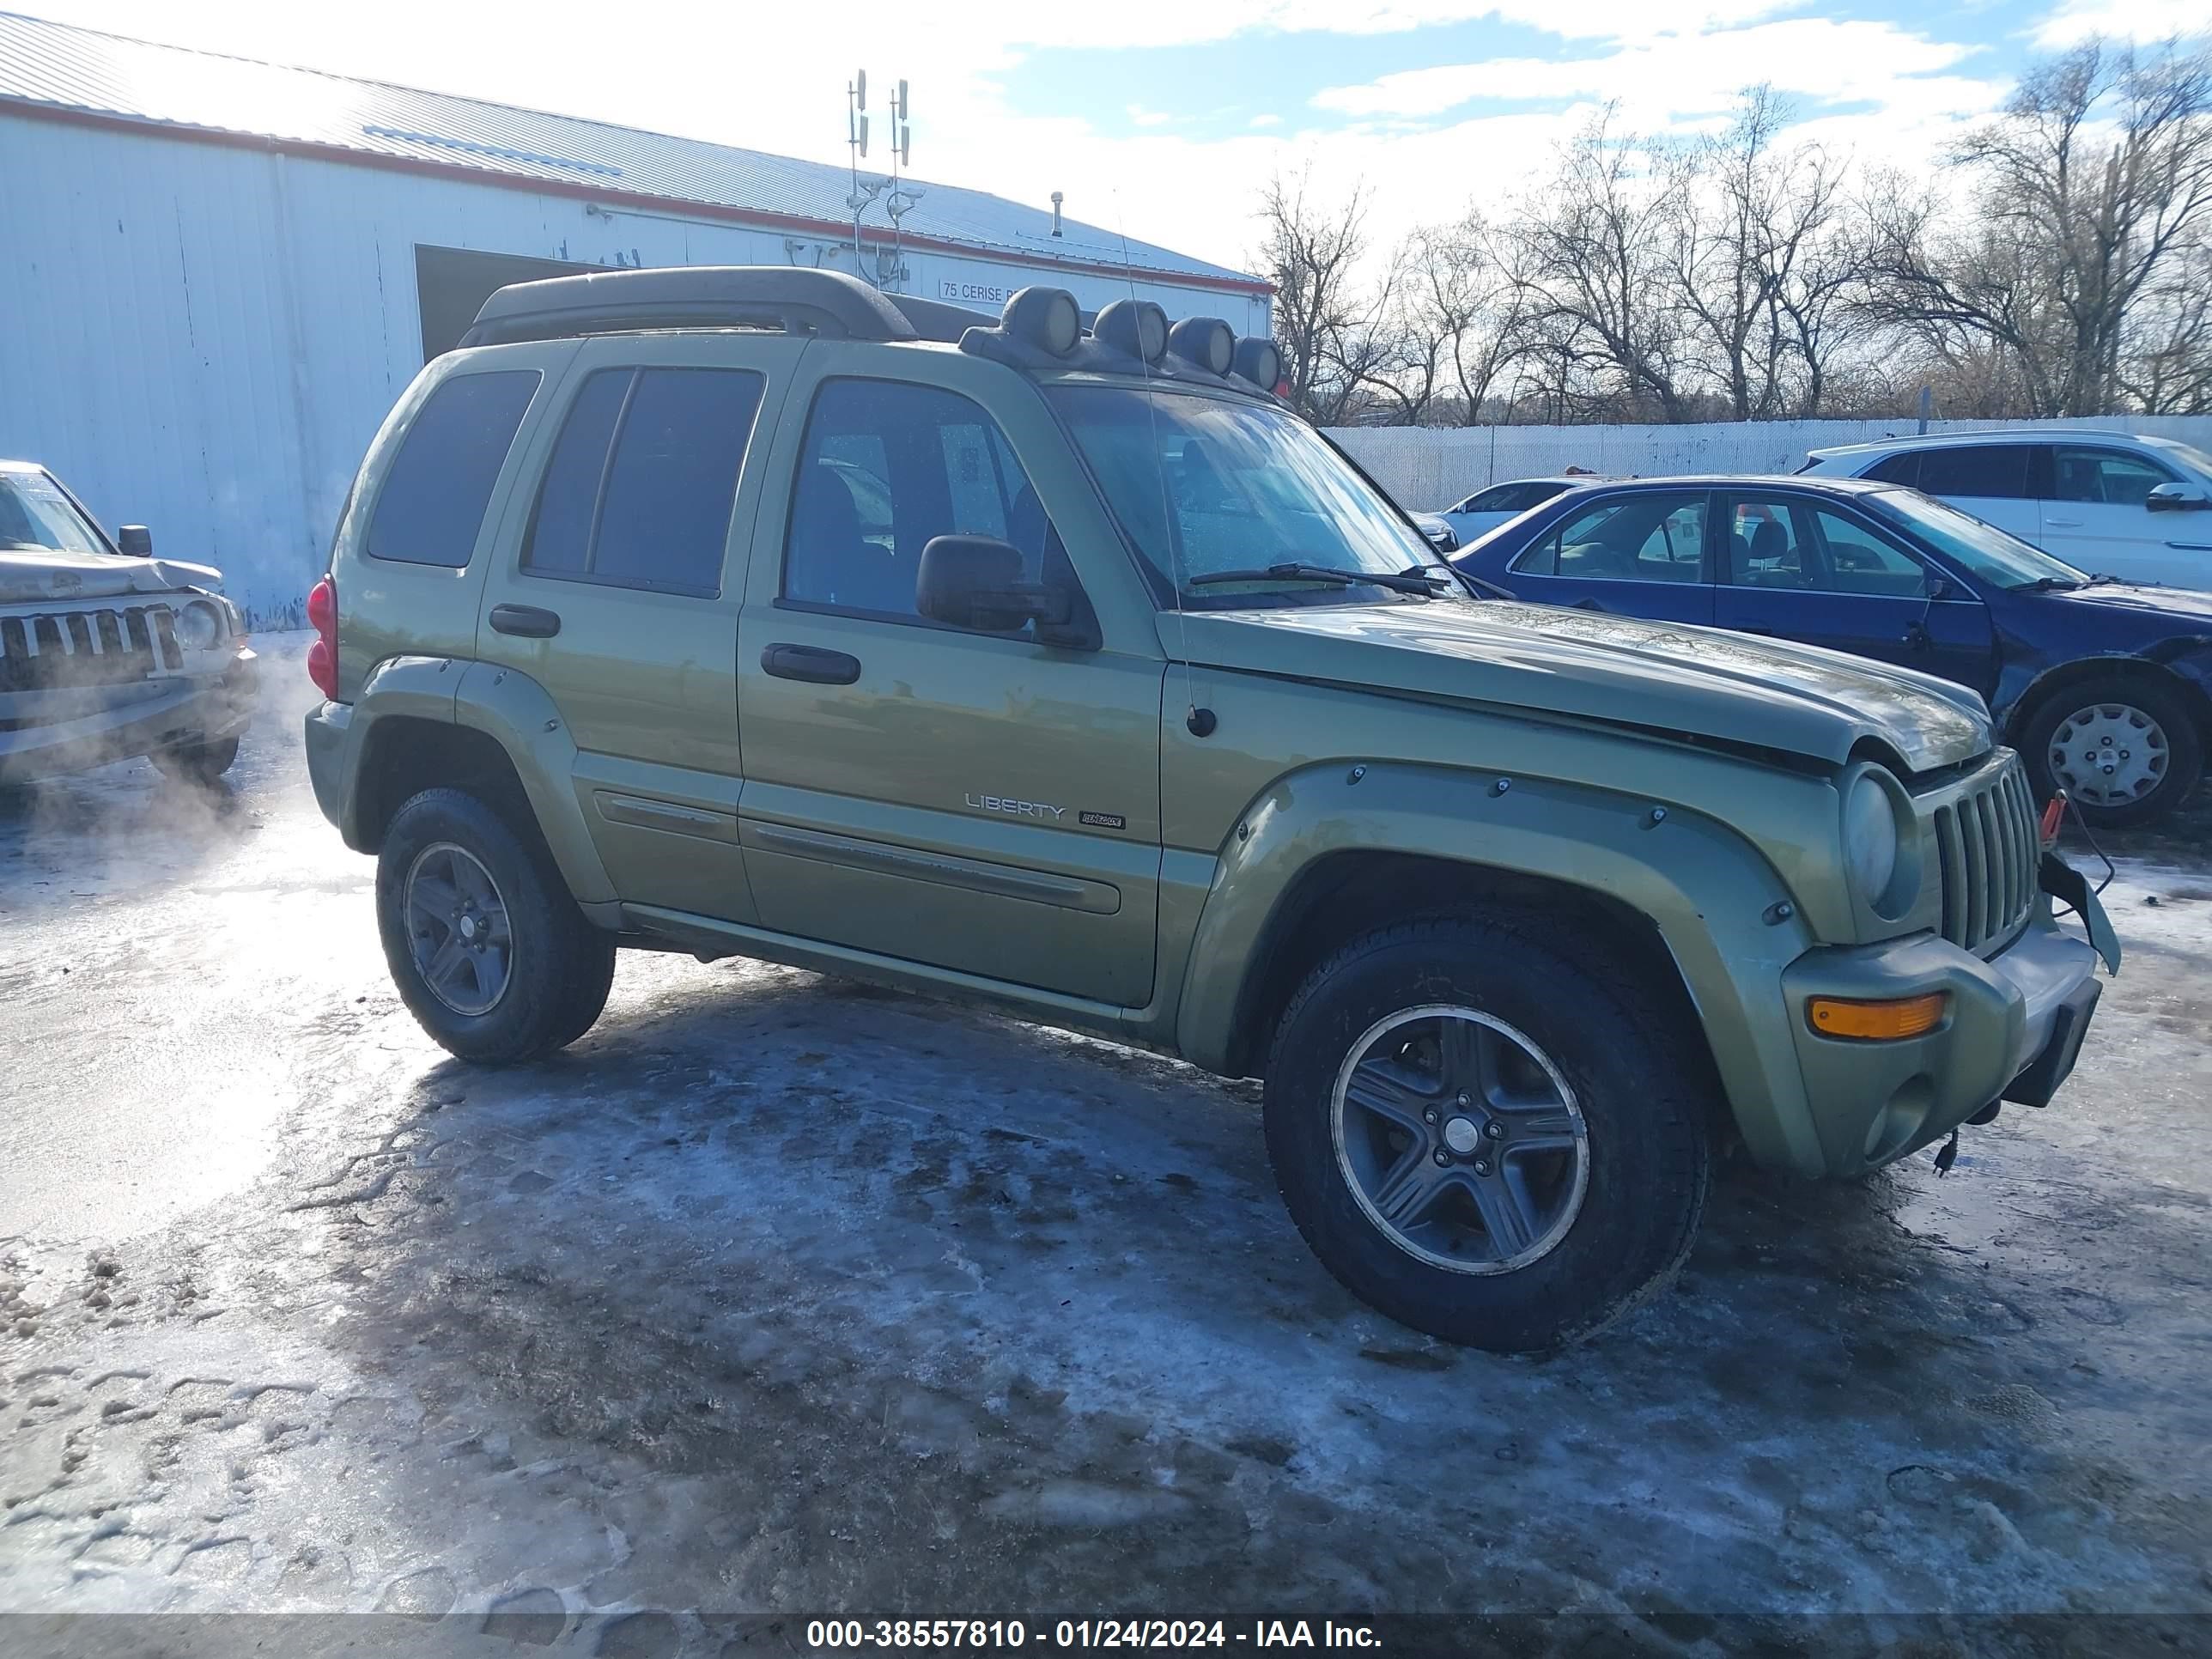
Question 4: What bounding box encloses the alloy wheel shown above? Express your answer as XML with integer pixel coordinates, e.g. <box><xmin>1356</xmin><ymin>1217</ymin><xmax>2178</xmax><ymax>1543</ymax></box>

<box><xmin>1330</xmin><ymin>1005</ymin><xmax>1589</xmax><ymax>1274</ymax></box>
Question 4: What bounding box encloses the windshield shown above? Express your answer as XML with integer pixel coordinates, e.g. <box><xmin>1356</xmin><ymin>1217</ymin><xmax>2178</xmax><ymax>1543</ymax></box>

<box><xmin>0</xmin><ymin>471</ymin><xmax>108</xmax><ymax>556</ymax></box>
<box><xmin>1046</xmin><ymin>385</ymin><xmax>1446</xmax><ymax>610</ymax></box>
<box><xmin>1869</xmin><ymin>488</ymin><xmax>2089</xmax><ymax>589</ymax></box>
<box><xmin>2143</xmin><ymin>435</ymin><xmax>2212</xmax><ymax>481</ymax></box>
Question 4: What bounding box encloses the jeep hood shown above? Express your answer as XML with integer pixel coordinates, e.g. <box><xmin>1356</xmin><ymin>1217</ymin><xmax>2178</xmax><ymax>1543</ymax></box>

<box><xmin>0</xmin><ymin>550</ymin><xmax>224</xmax><ymax>605</ymax></box>
<box><xmin>1177</xmin><ymin>600</ymin><xmax>1991</xmax><ymax>774</ymax></box>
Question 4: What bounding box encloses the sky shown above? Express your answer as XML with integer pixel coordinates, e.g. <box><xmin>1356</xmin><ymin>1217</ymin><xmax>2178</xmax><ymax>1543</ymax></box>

<box><xmin>9</xmin><ymin>1</ymin><xmax>2204</xmax><ymax>276</ymax></box>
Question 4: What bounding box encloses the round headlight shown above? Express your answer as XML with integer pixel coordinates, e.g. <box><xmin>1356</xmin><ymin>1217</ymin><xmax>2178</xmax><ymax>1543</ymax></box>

<box><xmin>1844</xmin><ymin>772</ymin><xmax>1902</xmax><ymax>907</ymax></box>
<box><xmin>177</xmin><ymin>600</ymin><xmax>225</xmax><ymax>652</ymax></box>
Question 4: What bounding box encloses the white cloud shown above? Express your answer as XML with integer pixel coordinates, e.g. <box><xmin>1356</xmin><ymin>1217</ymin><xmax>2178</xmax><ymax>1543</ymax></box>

<box><xmin>2034</xmin><ymin>0</ymin><xmax>2212</xmax><ymax>47</ymax></box>
<box><xmin>1127</xmin><ymin>105</ymin><xmax>1176</xmax><ymax>128</ymax></box>
<box><xmin>1314</xmin><ymin>19</ymin><xmax>1988</xmax><ymax>122</ymax></box>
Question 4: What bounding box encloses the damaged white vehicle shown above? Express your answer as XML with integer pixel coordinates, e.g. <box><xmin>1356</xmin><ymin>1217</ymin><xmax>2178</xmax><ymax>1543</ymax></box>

<box><xmin>0</xmin><ymin>460</ymin><xmax>256</xmax><ymax>785</ymax></box>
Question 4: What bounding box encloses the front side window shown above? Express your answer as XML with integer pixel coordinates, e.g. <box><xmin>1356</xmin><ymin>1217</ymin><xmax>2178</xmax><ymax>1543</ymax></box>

<box><xmin>368</xmin><ymin>370</ymin><xmax>541</xmax><ymax>567</ymax></box>
<box><xmin>784</xmin><ymin>379</ymin><xmax>1055</xmax><ymax>624</ymax></box>
<box><xmin>1723</xmin><ymin>497</ymin><xmax>1929</xmax><ymax>597</ymax></box>
<box><xmin>1047</xmin><ymin>386</ymin><xmax>1441</xmax><ymax>610</ymax></box>
<box><xmin>0</xmin><ymin>471</ymin><xmax>106</xmax><ymax>555</ymax></box>
<box><xmin>521</xmin><ymin>367</ymin><xmax>763</xmax><ymax>595</ymax></box>
<box><xmin>2052</xmin><ymin>445</ymin><xmax>2178</xmax><ymax>507</ymax></box>
<box><xmin>1514</xmin><ymin>493</ymin><xmax>1706</xmax><ymax>582</ymax></box>
<box><xmin>1916</xmin><ymin>444</ymin><xmax>2031</xmax><ymax>500</ymax></box>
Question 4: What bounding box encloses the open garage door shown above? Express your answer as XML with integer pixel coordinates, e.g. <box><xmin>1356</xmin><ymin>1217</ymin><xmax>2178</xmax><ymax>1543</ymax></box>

<box><xmin>416</xmin><ymin>245</ymin><xmax>598</xmax><ymax>362</ymax></box>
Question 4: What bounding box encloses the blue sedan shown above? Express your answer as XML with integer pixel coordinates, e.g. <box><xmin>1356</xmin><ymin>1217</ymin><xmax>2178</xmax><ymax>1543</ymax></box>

<box><xmin>1452</xmin><ymin>475</ymin><xmax>2212</xmax><ymax>827</ymax></box>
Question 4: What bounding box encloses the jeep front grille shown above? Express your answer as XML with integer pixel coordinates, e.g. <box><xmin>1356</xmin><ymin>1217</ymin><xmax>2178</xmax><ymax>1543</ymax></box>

<box><xmin>1930</xmin><ymin>755</ymin><xmax>2039</xmax><ymax>955</ymax></box>
<box><xmin>0</xmin><ymin>605</ymin><xmax>184</xmax><ymax>693</ymax></box>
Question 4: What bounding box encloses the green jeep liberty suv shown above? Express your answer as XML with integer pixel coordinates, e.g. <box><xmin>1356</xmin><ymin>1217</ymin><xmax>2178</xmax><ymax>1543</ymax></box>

<box><xmin>304</xmin><ymin>268</ymin><xmax>2118</xmax><ymax>1352</ymax></box>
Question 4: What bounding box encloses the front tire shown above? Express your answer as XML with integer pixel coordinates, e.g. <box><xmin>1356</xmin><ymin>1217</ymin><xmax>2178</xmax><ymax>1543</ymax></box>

<box><xmin>1264</xmin><ymin>915</ymin><xmax>1711</xmax><ymax>1352</ymax></box>
<box><xmin>2019</xmin><ymin>676</ymin><xmax>2201</xmax><ymax>830</ymax></box>
<box><xmin>376</xmin><ymin>787</ymin><xmax>616</xmax><ymax>1064</ymax></box>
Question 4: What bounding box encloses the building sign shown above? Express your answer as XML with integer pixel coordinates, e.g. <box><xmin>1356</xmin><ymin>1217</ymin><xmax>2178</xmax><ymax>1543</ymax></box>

<box><xmin>940</xmin><ymin>278</ymin><xmax>1013</xmax><ymax>307</ymax></box>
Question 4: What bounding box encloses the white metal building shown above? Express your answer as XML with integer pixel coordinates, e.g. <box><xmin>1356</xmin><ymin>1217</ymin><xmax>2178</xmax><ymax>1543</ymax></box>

<box><xmin>0</xmin><ymin>12</ymin><xmax>1271</xmax><ymax>620</ymax></box>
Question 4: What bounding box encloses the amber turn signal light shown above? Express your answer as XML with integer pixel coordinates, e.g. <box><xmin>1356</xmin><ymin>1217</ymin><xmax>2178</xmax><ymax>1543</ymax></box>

<box><xmin>1806</xmin><ymin>993</ymin><xmax>1948</xmax><ymax>1041</ymax></box>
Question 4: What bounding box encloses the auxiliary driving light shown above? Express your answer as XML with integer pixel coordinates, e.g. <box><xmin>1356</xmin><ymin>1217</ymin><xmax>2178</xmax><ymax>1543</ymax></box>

<box><xmin>1002</xmin><ymin>286</ymin><xmax>1081</xmax><ymax>356</ymax></box>
<box><xmin>1167</xmin><ymin>316</ymin><xmax>1235</xmax><ymax>375</ymax></box>
<box><xmin>1094</xmin><ymin>299</ymin><xmax>1168</xmax><ymax>365</ymax></box>
<box><xmin>1232</xmin><ymin>337</ymin><xmax>1282</xmax><ymax>390</ymax></box>
<box><xmin>1806</xmin><ymin>993</ymin><xmax>1948</xmax><ymax>1042</ymax></box>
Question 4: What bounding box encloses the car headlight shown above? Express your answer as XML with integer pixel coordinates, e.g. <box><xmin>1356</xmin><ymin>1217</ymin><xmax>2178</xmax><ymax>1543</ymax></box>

<box><xmin>176</xmin><ymin>599</ymin><xmax>226</xmax><ymax>652</ymax></box>
<box><xmin>1843</xmin><ymin>771</ymin><xmax>1904</xmax><ymax>910</ymax></box>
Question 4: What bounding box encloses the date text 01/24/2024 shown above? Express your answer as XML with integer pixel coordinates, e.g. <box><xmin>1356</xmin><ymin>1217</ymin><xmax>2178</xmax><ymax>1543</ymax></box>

<box><xmin>803</xmin><ymin>1620</ymin><xmax>1382</xmax><ymax>1650</ymax></box>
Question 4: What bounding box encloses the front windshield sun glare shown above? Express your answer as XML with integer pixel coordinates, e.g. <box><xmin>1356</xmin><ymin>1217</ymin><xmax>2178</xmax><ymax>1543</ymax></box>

<box><xmin>0</xmin><ymin>474</ymin><xmax>108</xmax><ymax>556</ymax></box>
<box><xmin>1046</xmin><ymin>386</ymin><xmax>1451</xmax><ymax>611</ymax></box>
<box><xmin>1872</xmin><ymin>489</ymin><xmax>2088</xmax><ymax>590</ymax></box>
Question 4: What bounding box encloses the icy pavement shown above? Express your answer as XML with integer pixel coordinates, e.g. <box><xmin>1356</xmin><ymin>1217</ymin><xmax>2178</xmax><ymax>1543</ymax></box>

<box><xmin>2</xmin><ymin>637</ymin><xmax>2209</xmax><ymax>1648</ymax></box>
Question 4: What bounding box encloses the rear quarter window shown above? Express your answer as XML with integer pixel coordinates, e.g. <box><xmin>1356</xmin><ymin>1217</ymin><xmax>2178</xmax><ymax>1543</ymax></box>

<box><xmin>366</xmin><ymin>370</ymin><xmax>541</xmax><ymax>567</ymax></box>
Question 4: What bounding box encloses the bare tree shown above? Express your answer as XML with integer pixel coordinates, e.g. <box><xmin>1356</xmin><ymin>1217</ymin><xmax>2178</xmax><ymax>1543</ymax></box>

<box><xmin>1864</xmin><ymin>37</ymin><xmax>2212</xmax><ymax>416</ymax></box>
<box><xmin>1669</xmin><ymin>87</ymin><xmax>1865</xmax><ymax>419</ymax></box>
<box><xmin>1510</xmin><ymin>108</ymin><xmax>1692</xmax><ymax>422</ymax></box>
<box><xmin>1256</xmin><ymin>169</ymin><xmax>1382</xmax><ymax>423</ymax></box>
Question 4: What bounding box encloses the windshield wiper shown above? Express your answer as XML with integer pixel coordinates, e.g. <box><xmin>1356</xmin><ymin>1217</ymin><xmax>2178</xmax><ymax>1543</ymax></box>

<box><xmin>2018</xmin><ymin>575</ymin><xmax>2087</xmax><ymax>592</ymax></box>
<box><xmin>1190</xmin><ymin>562</ymin><xmax>1440</xmax><ymax>595</ymax></box>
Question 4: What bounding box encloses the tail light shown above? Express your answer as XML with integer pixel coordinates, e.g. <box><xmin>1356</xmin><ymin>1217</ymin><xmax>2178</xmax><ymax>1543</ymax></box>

<box><xmin>307</xmin><ymin>574</ymin><xmax>338</xmax><ymax>699</ymax></box>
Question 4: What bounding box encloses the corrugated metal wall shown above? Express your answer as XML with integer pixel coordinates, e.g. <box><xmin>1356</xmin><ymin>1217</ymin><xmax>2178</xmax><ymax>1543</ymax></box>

<box><xmin>1331</xmin><ymin>416</ymin><xmax>2212</xmax><ymax>513</ymax></box>
<box><xmin>0</xmin><ymin>112</ymin><xmax>1267</xmax><ymax>622</ymax></box>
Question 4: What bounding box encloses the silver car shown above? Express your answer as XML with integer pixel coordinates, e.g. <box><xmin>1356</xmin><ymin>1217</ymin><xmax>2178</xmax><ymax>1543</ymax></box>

<box><xmin>0</xmin><ymin>460</ymin><xmax>256</xmax><ymax>784</ymax></box>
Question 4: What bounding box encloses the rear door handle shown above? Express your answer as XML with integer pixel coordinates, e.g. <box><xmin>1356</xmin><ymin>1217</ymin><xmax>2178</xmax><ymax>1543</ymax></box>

<box><xmin>1571</xmin><ymin>598</ymin><xmax>1610</xmax><ymax>612</ymax></box>
<box><xmin>761</xmin><ymin>643</ymin><xmax>861</xmax><ymax>684</ymax></box>
<box><xmin>2045</xmin><ymin>517</ymin><xmax>2083</xmax><ymax>528</ymax></box>
<box><xmin>489</xmin><ymin>604</ymin><xmax>562</xmax><ymax>639</ymax></box>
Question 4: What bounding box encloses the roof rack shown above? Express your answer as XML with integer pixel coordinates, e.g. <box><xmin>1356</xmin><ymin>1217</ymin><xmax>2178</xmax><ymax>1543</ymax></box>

<box><xmin>459</xmin><ymin>266</ymin><xmax>992</xmax><ymax>349</ymax></box>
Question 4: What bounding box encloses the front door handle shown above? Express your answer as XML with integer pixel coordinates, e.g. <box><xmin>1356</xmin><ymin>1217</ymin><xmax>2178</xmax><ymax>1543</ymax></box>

<box><xmin>489</xmin><ymin>604</ymin><xmax>562</xmax><ymax>639</ymax></box>
<box><xmin>761</xmin><ymin>643</ymin><xmax>861</xmax><ymax>684</ymax></box>
<box><xmin>2045</xmin><ymin>516</ymin><xmax>2083</xmax><ymax>528</ymax></box>
<box><xmin>1571</xmin><ymin>598</ymin><xmax>1610</xmax><ymax>612</ymax></box>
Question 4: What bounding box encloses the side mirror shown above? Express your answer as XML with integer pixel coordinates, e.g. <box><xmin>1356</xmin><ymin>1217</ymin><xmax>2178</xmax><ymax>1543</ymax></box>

<box><xmin>1926</xmin><ymin>573</ymin><xmax>1957</xmax><ymax>600</ymax></box>
<box><xmin>117</xmin><ymin>525</ymin><xmax>153</xmax><ymax>556</ymax></box>
<box><xmin>2146</xmin><ymin>482</ymin><xmax>2211</xmax><ymax>514</ymax></box>
<box><xmin>916</xmin><ymin>534</ymin><xmax>1095</xmax><ymax>647</ymax></box>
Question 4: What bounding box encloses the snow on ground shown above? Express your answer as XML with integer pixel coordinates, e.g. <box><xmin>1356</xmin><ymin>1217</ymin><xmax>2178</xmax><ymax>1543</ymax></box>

<box><xmin>2</xmin><ymin>639</ymin><xmax>2209</xmax><ymax>1651</ymax></box>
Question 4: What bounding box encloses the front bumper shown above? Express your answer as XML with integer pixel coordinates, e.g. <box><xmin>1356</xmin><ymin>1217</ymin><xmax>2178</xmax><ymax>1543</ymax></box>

<box><xmin>0</xmin><ymin>646</ymin><xmax>257</xmax><ymax>784</ymax></box>
<box><xmin>1778</xmin><ymin>870</ymin><xmax>2113</xmax><ymax>1175</ymax></box>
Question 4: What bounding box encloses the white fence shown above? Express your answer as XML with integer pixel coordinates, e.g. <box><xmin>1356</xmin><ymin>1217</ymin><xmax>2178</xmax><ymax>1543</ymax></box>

<box><xmin>1327</xmin><ymin>415</ymin><xmax>2212</xmax><ymax>513</ymax></box>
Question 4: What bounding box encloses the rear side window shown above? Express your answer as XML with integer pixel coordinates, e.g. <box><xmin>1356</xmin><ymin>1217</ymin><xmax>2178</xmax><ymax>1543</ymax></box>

<box><xmin>1863</xmin><ymin>453</ymin><xmax>1921</xmax><ymax>487</ymax></box>
<box><xmin>1917</xmin><ymin>445</ymin><xmax>2029</xmax><ymax>499</ymax></box>
<box><xmin>1513</xmin><ymin>493</ymin><xmax>1706</xmax><ymax>582</ymax></box>
<box><xmin>367</xmin><ymin>370</ymin><xmax>540</xmax><ymax>566</ymax></box>
<box><xmin>522</xmin><ymin>367</ymin><xmax>765</xmax><ymax>596</ymax></box>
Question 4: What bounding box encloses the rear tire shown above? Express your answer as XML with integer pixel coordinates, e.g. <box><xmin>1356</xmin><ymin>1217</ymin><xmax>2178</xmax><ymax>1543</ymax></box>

<box><xmin>1264</xmin><ymin>914</ymin><xmax>1711</xmax><ymax>1353</ymax></box>
<box><xmin>154</xmin><ymin>735</ymin><xmax>240</xmax><ymax>784</ymax></box>
<box><xmin>2019</xmin><ymin>676</ymin><xmax>2201</xmax><ymax>830</ymax></box>
<box><xmin>376</xmin><ymin>787</ymin><xmax>615</xmax><ymax>1064</ymax></box>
